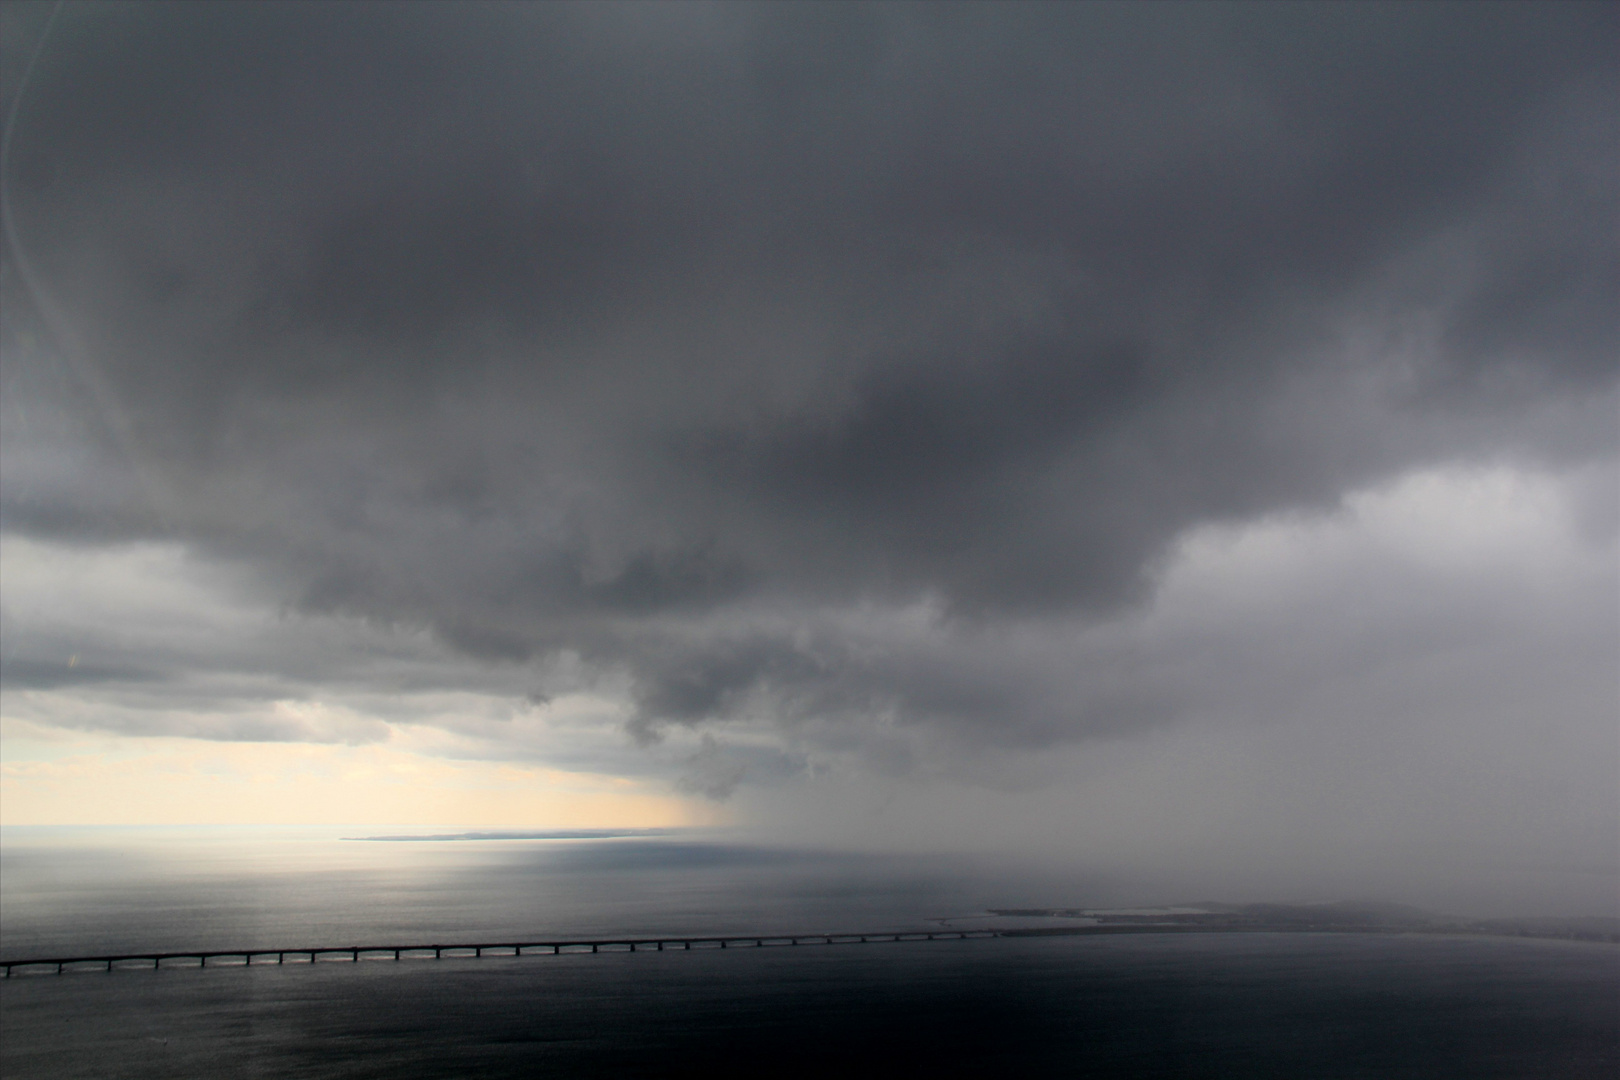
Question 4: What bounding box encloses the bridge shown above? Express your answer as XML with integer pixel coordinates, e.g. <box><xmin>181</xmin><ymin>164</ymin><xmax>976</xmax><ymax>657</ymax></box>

<box><xmin>1</xmin><ymin>929</ymin><xmax>1005</xmax><ymax>977</ymax></box>
<box><xmin>0</xmin><ymin>923</ymin><xmax>1370</xmax><ymax>976</ymax></box>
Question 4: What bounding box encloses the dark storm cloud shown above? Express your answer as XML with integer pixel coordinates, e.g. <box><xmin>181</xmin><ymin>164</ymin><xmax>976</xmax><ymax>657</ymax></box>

<box><xmin>2</xmin><ymin>1</ymin><xmax>1615</xmax><ymax>755</ymax></box>
<box><xmin>0</xmin><ymin>656</ymin><xmax>161</xmax><ymax>689</ymax></box>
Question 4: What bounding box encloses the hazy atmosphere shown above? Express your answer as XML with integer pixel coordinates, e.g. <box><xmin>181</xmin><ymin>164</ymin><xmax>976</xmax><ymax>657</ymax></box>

<box><xmin>2</xmin><ymin>1</ymin><xmax>1615</xmax><ymax>916</ymax></box>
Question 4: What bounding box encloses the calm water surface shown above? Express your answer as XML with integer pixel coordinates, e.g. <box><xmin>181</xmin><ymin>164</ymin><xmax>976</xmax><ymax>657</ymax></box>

<box><xmin>3</xmin><ymin>828</ymin><xmax>1615</xmax><ymax>1078</ymax></box>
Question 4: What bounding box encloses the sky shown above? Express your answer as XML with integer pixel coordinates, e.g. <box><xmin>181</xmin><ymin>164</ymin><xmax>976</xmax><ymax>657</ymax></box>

<box><xmin>0</xmin><ymin>1</ymin><xmax>1615</xmax><ymax>913</ymax></box>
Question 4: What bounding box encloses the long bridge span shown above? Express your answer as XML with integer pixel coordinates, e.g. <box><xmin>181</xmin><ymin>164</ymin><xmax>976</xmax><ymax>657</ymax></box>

<box><xmin>2</xmin><ymin>929</ymin><xmax>1012</xmax><ymax>977</ymax></box>
<box><xmin>2</xmin><ymin>923</ymin><xmax>1412</xmax><ymax>976</ymax></box>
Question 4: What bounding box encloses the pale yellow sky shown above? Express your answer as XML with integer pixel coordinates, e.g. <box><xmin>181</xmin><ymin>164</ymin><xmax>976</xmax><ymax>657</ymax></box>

<box><xmin>0</xmin><ymin>717</ymin><xmax>721</xmax><ymax>827</ymax></box>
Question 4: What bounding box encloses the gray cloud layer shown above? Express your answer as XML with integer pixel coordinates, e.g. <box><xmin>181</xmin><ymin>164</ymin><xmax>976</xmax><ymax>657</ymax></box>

<box><xmin>2</xmin><ymin>2</ymin><xmax>1615</xmax><ymax>765</ymax></box>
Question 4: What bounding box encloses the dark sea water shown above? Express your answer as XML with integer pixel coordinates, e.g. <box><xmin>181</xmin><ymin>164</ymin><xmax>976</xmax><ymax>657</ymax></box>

<box><xmin>2</xmin><ymin>828</ymin><xmax>1616</xmax><ymax>1079</ymax></box>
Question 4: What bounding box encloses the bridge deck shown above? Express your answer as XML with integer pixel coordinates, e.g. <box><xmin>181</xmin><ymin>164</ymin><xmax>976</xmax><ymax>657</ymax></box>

<box><xmin>1</xmin><ymin>930</ymin><xmax>1004</xmax><ymax>976</ymax></box>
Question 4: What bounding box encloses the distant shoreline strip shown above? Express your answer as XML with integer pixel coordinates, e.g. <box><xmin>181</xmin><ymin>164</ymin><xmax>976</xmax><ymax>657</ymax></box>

<box><xmin>340</xmin><ymin>829</ymin><xmax>682</xmax><ymax>841</ymax></box>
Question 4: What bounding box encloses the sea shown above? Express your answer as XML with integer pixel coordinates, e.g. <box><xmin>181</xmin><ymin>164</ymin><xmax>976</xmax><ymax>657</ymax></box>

<box><xmin>2</xmin><ymin>826</ymin><xmax>1615</xmax><ymax>1079</ymax></box>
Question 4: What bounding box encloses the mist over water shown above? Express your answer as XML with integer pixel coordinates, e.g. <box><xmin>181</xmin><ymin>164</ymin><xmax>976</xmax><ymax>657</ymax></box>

<box><xmin>3</xmin><ymin>829</ymin><xmax>1617</xmax><ymax>1078</ymax></box>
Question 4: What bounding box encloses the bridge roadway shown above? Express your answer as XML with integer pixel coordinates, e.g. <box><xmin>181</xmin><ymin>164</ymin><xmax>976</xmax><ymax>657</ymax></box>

<box><xmin>1</xmin><ymin>929</ymin><xmax>1004</xmax><ymax>977</ymax></box>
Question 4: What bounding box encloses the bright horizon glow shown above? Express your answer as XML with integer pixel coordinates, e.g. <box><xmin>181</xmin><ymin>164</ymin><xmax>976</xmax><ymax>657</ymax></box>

<box><xmin>0</xmin><ymin>722</ymin><xmax>720</xmax><ymax>827</ymax></box>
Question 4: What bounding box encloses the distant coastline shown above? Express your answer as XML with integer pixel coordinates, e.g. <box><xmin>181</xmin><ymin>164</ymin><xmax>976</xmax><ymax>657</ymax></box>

<box><xmin>341</xmin><ymin>829</ymin><xmax>682</xmax><ymax>842</ymax></box>
<box><xmin>979</xmin><ymin>902</ymin><xmax>1620</xmax><ymax>945</ymax></box>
